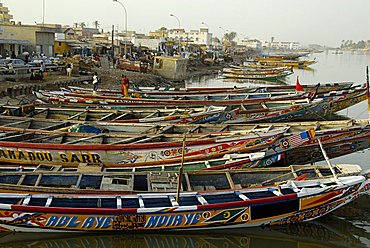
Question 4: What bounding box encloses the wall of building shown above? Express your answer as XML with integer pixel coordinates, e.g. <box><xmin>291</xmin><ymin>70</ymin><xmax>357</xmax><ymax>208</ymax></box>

<box><xmin>152</xmin><ymin>56</ymin><xmax>187</xmax><ymax>81</ymax></box>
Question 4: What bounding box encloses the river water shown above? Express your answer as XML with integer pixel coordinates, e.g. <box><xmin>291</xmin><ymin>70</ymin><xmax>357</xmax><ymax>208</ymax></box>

<box><xmin>0</xmin><ymin>51</ymin><xmax>369</xmax><ymax>247</ymax></box>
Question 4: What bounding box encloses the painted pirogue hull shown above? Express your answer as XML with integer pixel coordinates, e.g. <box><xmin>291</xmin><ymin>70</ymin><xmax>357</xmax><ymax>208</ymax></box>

<box><xmin>0</xmin><ymin>176</ymin><xmax>366</xmax><ymax>232</ymax></box>
<box><xmin>68</xmin><ymin>82</ymin><xmax>354</xmax><ymax>96</ymax></box>
<box><xmin>0</xmin><ymin>128</ymin><xmax>313</xmax><ymax>167</ymax></box>
<box><xmin>222</xmin><ymin>71</ymin><xmax>293</xmax><ymax>80</ymax></box>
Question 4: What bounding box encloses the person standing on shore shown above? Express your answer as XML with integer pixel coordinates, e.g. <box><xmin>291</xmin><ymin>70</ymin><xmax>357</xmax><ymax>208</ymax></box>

<box><xmin>92</xmin><ymin>72</ymin><xmax>99</xmax><ymax>94</ymax></box>
<box><xmin>39</xmin><ymin>61</ymin><xmax>45</xmax><ymax>80</ymax></box>
<box><xmin>121</xmin><ymin>75</ymin><xmax>129</xmax><ymax>97</ymax></box>
<box><xmin>66</xmin><ymin>63</ymin><xmax>72</xmax><ymax>77</ymax></box>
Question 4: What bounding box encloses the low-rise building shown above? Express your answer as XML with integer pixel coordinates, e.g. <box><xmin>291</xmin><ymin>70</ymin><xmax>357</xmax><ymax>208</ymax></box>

<box><xmin>152</xmin><ymin>56</ymin><xmax>187</xmax><ymax>81</ymax></box>
<box><xmin>168</xmin><ymin>28</ymin><xmax>212</xmax><ymax>47</ymax></box>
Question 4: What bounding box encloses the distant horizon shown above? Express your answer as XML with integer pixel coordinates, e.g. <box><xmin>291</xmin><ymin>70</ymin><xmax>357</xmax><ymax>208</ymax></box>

<box><xmin>2</xmin><ymin>0</ymin><xmax>370</xmax><ymax>47</ymax></box>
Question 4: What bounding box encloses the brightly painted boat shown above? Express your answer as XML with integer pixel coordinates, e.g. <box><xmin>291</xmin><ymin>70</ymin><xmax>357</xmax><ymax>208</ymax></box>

<box><xmin>0</xmin><ymin>125</ymin><xmax>314</xmax><ymax>167</ymax></box>
<box><xmin>0</xmin><ymin>164</ymin><xmax>361</xmax><ymax>194</ymax></box>
<box><xmin>0</xmin><ymin>174</ymin><xmax>366</xmax><ymax>232</ymax></box>
<box><xmin>255</xmin><ymin>57</ymin><xmax>317</xmax><ymax>68</ymax></box>
<box><xmin>222</xmin><ymin>71</ymin><xmax>293</xmax><ymax>80</ymax></box>
<box><xmin>68</xmin><ymin>82</ymin><xmax>354</xmax><ymax>96</ymax></box>
<box><xmin>0</xmin><ymin>106</ymin><xmax>239</xmax><ymax>125</ymax></box>
<box><xmin>32</xmin><ymin>90</ymin><xmax>366</xmax><ymax>123</ymax></box>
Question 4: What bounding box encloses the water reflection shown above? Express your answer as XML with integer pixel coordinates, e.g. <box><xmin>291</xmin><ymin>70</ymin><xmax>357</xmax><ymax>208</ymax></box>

<box><xmin>0</xmin><ymin>215</ymin><xmax>367</xmax><ymax>248</ymax></box>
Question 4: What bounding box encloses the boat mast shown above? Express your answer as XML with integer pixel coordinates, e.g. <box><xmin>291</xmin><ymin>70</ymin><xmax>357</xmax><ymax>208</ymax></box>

<box><xmin>366</xmin><ymin>66</ymin><xmax>369</xmax><ymax>119</ymax></box>
<box><xmin>317</xmin><ymin>138</ymin><xmax>338</xmax><ymax>182</ymax></box>
<box><xmin>176</xmin><ymin>134</ymin><xmax>186</xmax><ymax>202</ymax></box>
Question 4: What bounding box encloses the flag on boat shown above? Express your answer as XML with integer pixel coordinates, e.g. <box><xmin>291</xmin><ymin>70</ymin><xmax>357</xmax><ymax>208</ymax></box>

<box><xmin>296</xmin><ymin>76</ymin><xmax>305</xmax><ymax>92</ymax></box>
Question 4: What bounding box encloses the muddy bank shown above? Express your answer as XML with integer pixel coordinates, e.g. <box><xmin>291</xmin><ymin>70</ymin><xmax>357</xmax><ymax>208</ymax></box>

<box><xmin>94</xmin><ymin>64</ymin><xmax>222</xmax><ymax>90</ymax></box>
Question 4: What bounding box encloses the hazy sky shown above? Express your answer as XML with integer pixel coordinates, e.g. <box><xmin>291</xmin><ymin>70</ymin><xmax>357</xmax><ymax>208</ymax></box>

<box><xmin>2</xmin><ymin>0</ymin><xmax>370</xmax><ymax>46</ymax></box>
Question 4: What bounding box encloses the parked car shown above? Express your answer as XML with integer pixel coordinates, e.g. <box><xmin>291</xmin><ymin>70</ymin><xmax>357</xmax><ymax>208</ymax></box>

<box><xmin>28</xmin><ymin>58</ymin><xmax>60</xmax><ymax>71</ymax></box>
<box><xmin>0</xmin><ymin>59</ymin><xmax>30</xmax><ymax>68</ymax></box>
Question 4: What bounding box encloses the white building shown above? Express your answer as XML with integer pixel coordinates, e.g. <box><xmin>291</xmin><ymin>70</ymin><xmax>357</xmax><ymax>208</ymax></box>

<box><xmin>168</xmin><ymin>28</ymin><xmax>212</xmax><ymax>47</ymax></box>
<box><xmin>237</xmin><ymin>39</ymin><xmax>262</xmax><ymax>50</ymax></box>
<box><xmin>263</xmin><ymin>41</ymin><xmax>301</xmax><ymax>50</ymax></box>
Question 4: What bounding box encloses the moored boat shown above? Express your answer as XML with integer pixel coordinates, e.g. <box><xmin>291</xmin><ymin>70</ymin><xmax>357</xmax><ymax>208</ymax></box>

<box><xmin>0</xmin><ymin>172</ymin><xmax>366</xmax><ymax>232</ymax></box>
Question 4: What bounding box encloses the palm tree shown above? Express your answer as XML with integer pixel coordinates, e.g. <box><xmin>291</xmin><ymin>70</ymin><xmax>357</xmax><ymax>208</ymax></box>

<box><xmin>93</xmin><ymin>20</ymin><xmax>100</xmax><ymax>29</ymax></box>
<box><xmin>73</xmin><ymin>23</ymin><xmax>79</xmax><ymax>28</ymax></box>
<box><xmin>80</xmin><ymin>22</ymin><xmax>86</xmax><ymax>28</ymax></box>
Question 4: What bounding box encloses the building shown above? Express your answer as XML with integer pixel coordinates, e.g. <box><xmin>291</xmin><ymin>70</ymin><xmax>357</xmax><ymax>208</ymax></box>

<box><xmin>263</xmin><ymin>41</ymin><xmax>301</xmax><ymax>50</ymax></box>
<box><xmin>152</xmin><ymin>56</ymin><xmax>187</xmax><ymax>81</ymax></box>
<box><xmin>168</xmin><ymin>28</ymin><xmax>212</xmax><ymax>47</ymax></box>
<box><xmin>0</xmin><ymin>23</ymin><xmax>58</xmax><ymax>58</ymax></box>
<box><xmin>0</xmin><ymin>3</ymin><xmax>13</xmax><ymax>24</ymax></box>
<box><xmin>0</xmin><ymin>3</ymin><xmax>58</xmax><ymax>57</ymax></box>
<box><xmin>237</xmin><ymin>39</ymin><xmax>262</xmax><ymax>50</ymax></box>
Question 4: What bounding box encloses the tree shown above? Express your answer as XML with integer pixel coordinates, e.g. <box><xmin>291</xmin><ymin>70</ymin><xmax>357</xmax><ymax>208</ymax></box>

<box><xmin>93</xmin><ymin>20</ymin><xmax>100</xmax><ymax>29</ymax></box>
<box><xmin>159</xmin><ymin>27</ymin><xmax>167</xmax><ymax>31</ymax></box>
<box><xmin>80</xmin><ymin>22</ymin><xmax>86</xmax><ymax>28</ymax></box>
<box><xmin>224</xmin><ymin>32</ymin><xmax>237</xmax><ymax>42</ymax></box>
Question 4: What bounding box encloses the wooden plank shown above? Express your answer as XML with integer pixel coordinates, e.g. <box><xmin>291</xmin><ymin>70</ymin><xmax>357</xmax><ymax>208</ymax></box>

<box><xmin>28</xmin><ymin>108</ymin><xmax>48</xmax><ymax>117</ymax></box>
<box><xmin>28</xmin><ymin>133</ymin><xmax>66</xmax><ymax>143</ymax></box>
<box><xmin>1</xmin><ymin>119</ymin><xmax>31</xmax><ymax>128</ymax></box>
<box><xmin>67</xmin><ymin>110</ymin><xmax>88</xmax><ymax>120</ymax></box>
<box><xmin>131</xmin><ymin>135</ymin><xmax>163</xmax><ymax>144</ymax></box>
<box><xmin>112</xmin><ymin>112</ymin><xmax>131</xmax><ymax>121</ymax></box>
<box><xmin>188</xmin><ymin>125</ymin><xmax>201</xmax><ymax>134</ymax></box>
<box><xmin>225</xmin><ymin>172</ymin><xmax>235</xmax><ymax>189</ymax></box>
<box><xmin>143</xmin><ymin>110</ymin><xmax>160</xmax><ymax>119</ymax></box>
<box><xmin>217</xmin><ymin>125</ymin><xmax>229</xmax><ymax>132</ymax></box>
<box><xmin>98</xmin><ymin>112</ymin><xmax>116</xmax><ymax>121</ymax></box>
<box><xmin>0</xmin><ymin>132</ymin><xmax>35</xmax><ymax>142</ymax></box>
<box><xmin>108</xmin><ymin>135</ymin><xmax>147</xmax><ymax>145</ymax></box>
<box><xmin>64</xmin><ymin>133</ymin><xmax>106</xmax><ymax>145</ymax></box>
<box><xmin>17</xmin><ymin>175</ymin><xmax>26</xmax><ymax>185</ymax></box>
<box><xmin>40</xmin><ymin>122</ymin><xmax>71</xmax><ymax>131</ymax></box>
<box><xmin>157</xmin><ymin>125</ymin><xmax>174</xmax><ymax>134</ymax></box>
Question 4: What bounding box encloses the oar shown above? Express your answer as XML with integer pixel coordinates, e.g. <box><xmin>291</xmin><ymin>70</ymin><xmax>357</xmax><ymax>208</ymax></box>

<box><xmin>176</xmin><ymin>133</ymin><xmax>186</xmax><ymax>203</ymax></box>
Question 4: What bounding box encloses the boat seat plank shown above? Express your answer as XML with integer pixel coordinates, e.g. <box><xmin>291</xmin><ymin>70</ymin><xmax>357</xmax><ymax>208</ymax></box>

<box><xmin>67</xmin><ymin>110</ymin><xmax>88</xmax><ymax>120</ymax></box>
<box><xmin>196</xmin><ymin>195</ymin><xmax>208</xmax><ymax>205</ymax></box>
<box><xmin>64</xmin><ymin>133</ymin><xmax>106</xmax><ymax>145</ymax></box>
<box><xmin>26</xmin><ymin>133</ymin><xmax>66</xmax><ymax>143</ymax></box>
<box><xmin>45</xmin><ymin>196</ymin><xmax>53</xmax><ymax>207</ymax></box>
<box><xmin>0</xmin><ymin>132</ymin><xmax>35</xmax><ymax>142</ymax></box>
<box><xmin>112</xmin><ymin>112</ymin><xmax>131</xmax><ymax>121</ymax></box>
<box><xmin>138</xmin><ymin>196</ymin><xmax>145</xmax><ymax>208</ymax></box>
<box><xmin>217</xmin><ymin>125</ymin><xmax>230</xmax><ymax>132</ymax></box>
<box><xmin>28</xmin><ymin>108</ymin><xmax>48</xmax><ymax>117</ymax></box>
<box><xmin>22</xmin><ymin>195</ymin><xmax>31</xmax><ymax>206</ymax></box>
<box><xmin>131</xmin><ymin>135</ymin><xmax>164</xmax><ymax>144</ymax></box>
<box><xmin>157</xmin><ymin>125</ymin><xmax>174</xmax><ymax>134</ymax></box>
<box><xmin>143</xmin><ymin>111</ymin><xmax>160</xmax><ymax>119</ymax></box>
<box><xmin>108</xmin><ymin>135</ymin><xmax>147</xmax><ymax>145</ymax></box>
<box><xmin>169</xmin><ymin>196</ymin><xmax>179</xmax><ymax>207</ymax></box>
<box><xmin>98</xmin><ymin>113</ymin><xmax>116</xmax><ymax>121</ymax></box>
<box><xmin>40</xmin><ymin>122</ymin><xmax>72</xmax><ymax>131</ymax></box>
<box><xmin>188</xmin><ymin>125</ymin><xmax>201</xmax><ymax>134</ymax></box>
<box><xmin>117</xmin><ymin>196</ymin><xmax>122</xmax><ymax>209</ymax></box>
<box><xmin>1</xmin><ymin>119</ymin><xmax>31</xmax><ymax>128</ymax></box>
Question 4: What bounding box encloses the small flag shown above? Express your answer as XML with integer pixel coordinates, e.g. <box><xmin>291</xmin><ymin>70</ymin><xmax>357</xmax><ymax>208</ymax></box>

<box><xmin>296</xmin><ymin>76</ymin><xmax>305</xmax><ymax>92</ymax></box>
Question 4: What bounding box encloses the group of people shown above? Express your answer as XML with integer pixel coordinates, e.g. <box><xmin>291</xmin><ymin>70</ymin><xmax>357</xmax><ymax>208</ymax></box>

<box><xmin>29</xmin><ymin>61</ymin><xmax>46</xmax><ymax>80</ymax></box>
<box><xmin>91</xmin><ymin>73</ymin><xmax>129</xmax><ymax>97</ymax></box>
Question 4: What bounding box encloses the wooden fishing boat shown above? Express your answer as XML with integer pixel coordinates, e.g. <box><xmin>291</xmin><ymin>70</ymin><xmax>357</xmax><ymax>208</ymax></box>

<box><xmin>0</xmin><ymin>173</ymin><xmax>366</xmax><ymax>232</ymax></box>
<box><xmin>0</xmin><ymin>152</ymin><xmax>268</xmax><ymax>172</ymax></box>
<box><xmin>0</xmin><ymin>106</ymin><xmax>239</xmax><ymax>125</ymax></box>
<box><xmin>222</xmin><ymin>71</ymin><xmax>293</xmax><ymax>80</ymax></box>
<box><xmin>223</xmin><ymin>67</ymin><xmax>292</xmax><ymax>75</ymax></box>
<box><xmin>0</xmin><ymin>125</ymin><xmax>314</xmax><ymax>167</ymax></box>
<box><xmin>32</xmin><ymin>88</ymin><xmax>366</xmax><ymax>123</ymax></box>
<box><xmin>68</xmin><ymin>82</ymin><xmax>354</xmax><ymax>96</ymax></box>
<box><xmin>0</xmin><ymin>164</ymin><xmax>362</xmax><ymax>194</ymax></box>
<box><xmin>255</xmin><ymin>57</ymin><xmax>317</xmax><ymax>68</ymax></box>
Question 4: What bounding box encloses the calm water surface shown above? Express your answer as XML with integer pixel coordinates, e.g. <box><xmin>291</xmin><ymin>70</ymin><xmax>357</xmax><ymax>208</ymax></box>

<box><xmin>2</xmin><ymin>52</ymin><xmax>369</xmax><ymax>247</ymax></box>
